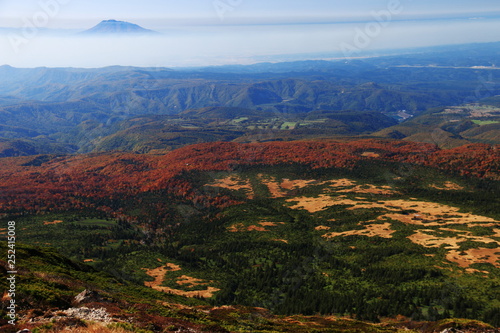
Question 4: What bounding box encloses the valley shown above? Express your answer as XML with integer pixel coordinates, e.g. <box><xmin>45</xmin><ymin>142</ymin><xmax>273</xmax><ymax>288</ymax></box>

<box><xmin>1</xmin><ymin>42</ymin><xmax>500</xmax><ymax>157</ymax></box>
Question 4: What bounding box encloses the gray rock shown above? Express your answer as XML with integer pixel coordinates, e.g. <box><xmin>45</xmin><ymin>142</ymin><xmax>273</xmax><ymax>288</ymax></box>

<box><xmin>73</xmin><ymin>289</ymin><xmax>101</xmax><ymax>304</ymax></box>
<box><xmin>63</xmin><ymin>306</ymin><xmax>111</xmax><ymax>322</ymax></box>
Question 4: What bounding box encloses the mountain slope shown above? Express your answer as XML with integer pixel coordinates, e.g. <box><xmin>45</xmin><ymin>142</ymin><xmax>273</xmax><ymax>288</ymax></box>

<box><xmin>3</xmin><ymin>244</ymin><xmax>426</xmax><ymax>333</ymax></box>
<box><xmin>2</xmin><ymin>139</ymin><xmax>500</xmax><ymax>329</ymax></box>
<box><xmin>2</xmin><ymin>50</ymin><xmax>500</xmax><ymax>154</ymax></box>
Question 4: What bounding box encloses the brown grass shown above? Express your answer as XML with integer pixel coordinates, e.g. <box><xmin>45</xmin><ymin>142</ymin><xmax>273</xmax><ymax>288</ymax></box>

<box><xmin>446</xmin><ymin>248</ymin><xmax>500</xmax><ymax>268</ymax></box>
<box><xmin>361</xmin><ymin>152</ymin><xmax>381</xmax><ymax>157</ymax></box>
<box><xmin>300</xmin><ymin>196</ymin><xmax>500</xmax><ymax>227</ymax></box>
<box><xmin>337</xmin><ymin>184</ymin><xmax>399</xmax><ymax>195</ymax></box>
<box><xmin>143</xmin><ymin>263</ymin><xmax>219</xmax><ymax>298</ymax></box>
<box><xmin>227</xmin><ymin>223</ymin><xmax>245</xmax><ymax>232</ymax></box>
<box><xmin>326</xmin><ymin>179</ymin><xmax>356</xmax><ymax>187</ymax></box>
<box><xmin>44</xmin><ymin>220</ymin><xmax>63</xmax><ymax>225</ymax></box>
<box><xmin>272</xmin><ymin>239</ymin><xmax>289</xmax><ymax>243</ymax></box>
<box><xmin>207</xmin><ymin>175</ymin><xmax>254</xmax><ymax>199</ymax></box>
<box><xmin>408</xmin><ymin>228</ymin><xmax>500</xmax><ymax>250</ymax></box>
<box><xmin>287</xmin><ymin>193</ymin><xmax>500</xmax><ymax>272</ymax></box>
<box><xmin>259</xmin><ymin>175</ymin><xmax>286</xmax><ymax>198</ymax></box>
<box><xmin>259</xmin><ymin>222</ymin><xmax>285</xmax><ymax>227</ymax></box>
<box><xmin>262</xmin><ymin>176</ymin><xmax>325</xmax><ymax>198</ymax></box>
<box><xmin>247</xmin><ymin>225</ymin><xmax>268</xmax><ymax>231</ymax></box>
<box><xmin>315</xmin><ymin>225</ymin><xmax>331</xmax><ymax>231</ymax></box>
<box><xmin>280</xmin><ymin>178</ymin><xmax>317</xmax><ymax>190</ymax></box>
<box><xmin>176</xmin><ymin>275</ymin><xmax>208</xmax><ymax>287</ymax></box>
<box><xmin>228</xmin><ymin>221</ymin><xmax>285</xmax><ymax>232</ymax></box>
<box><xmin>262</xmin><ymin>176</ymin><xmax>358</xmax><ymax>198</ymax></box>
<box><xmin>39</xmin><ymin>323</ymin><xmax>121</xmax><ymax>333</ymax></box>
<box><xmin>323</xmin><ymin>223</ymin><xmax>394</xmax><ymax>239</ymax></box>
<box><xmin>408</xmin><ymin>230</ymin><xmax>463</xmax><ymax>249</ymax></box>
<box><xmin>465</xmin><ymin>268</ymin><xmax>490</xmax><ymax>274</ymax></box>
<box><xmin>286</xmin><ymin>194</ymin><xmax>344</xmax><ymax>213</ymax></box>
<box><xmin>430</xmin><ymin>181</ymin><xmax>464</xmax><ymax>191</ymax></box>
<box><xmin>165</xmin><ymin>263</ymin><xmax>182</xmax><ymax>271</ymax></box>
<box><xmin>209</xmin><ymin>175</ymin><xmax>375</xmax><ymax>200</ymax></box>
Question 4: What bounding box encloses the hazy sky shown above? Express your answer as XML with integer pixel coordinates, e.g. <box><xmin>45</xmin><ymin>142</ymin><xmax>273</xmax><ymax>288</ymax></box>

<box><xmin>1</xmin><ymin>0</ymin><xmax>500</xmax><ymax>68</ymax></box>
<box><xmin>2</xmin><ymin>0</ymin><xmax>500</xmax><ymax>26</ymax></box>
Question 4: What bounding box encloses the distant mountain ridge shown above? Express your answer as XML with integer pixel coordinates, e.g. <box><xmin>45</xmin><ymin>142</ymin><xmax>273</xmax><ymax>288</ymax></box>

<box><xmin>1</xmin><ymin>43</ymin><xmax>500</xmax><ymax>155</ymax></box>
<box><xmin>80</xmin><ymin>19</ymin><xmax>159</xmax><ymax>35</ymax></box>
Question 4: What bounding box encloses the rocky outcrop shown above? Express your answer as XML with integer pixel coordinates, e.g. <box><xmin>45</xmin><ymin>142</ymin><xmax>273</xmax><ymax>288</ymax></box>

<box><xmin>73</xmin><ymin>289</ymin><xmax>102</xmax><ymax>305</ymax></box>
<box><xmin>63</xmin><ymin>307</ymin><xmax>111</xmax><ymax>323</ymax></box>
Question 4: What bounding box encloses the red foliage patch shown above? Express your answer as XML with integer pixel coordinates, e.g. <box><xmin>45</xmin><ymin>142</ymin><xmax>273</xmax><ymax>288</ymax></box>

<box><xmin>0</xmin><ymin>140</ymin><xmax>498</xmax><ymax>214</ymax></box>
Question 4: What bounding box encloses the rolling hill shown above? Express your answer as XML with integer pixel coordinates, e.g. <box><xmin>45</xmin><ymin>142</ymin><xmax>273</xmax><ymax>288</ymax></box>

<box><xmin>89</xmin><ymin>107</ymin><xmax>398</xmax><ymax>153</ymax></box>
<box><xmin>375</xmin><ymin>101</ymin><xmax>500</xmax><ymax>148</ymax></box>
<box><xmin>2</xmin><ymin>43</ymin><xmax>500</xmax><ymax>155</ymax></box>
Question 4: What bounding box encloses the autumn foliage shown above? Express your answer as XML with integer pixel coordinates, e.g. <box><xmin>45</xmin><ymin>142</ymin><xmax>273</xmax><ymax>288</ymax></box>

<box><xmin>0</xmin><ymin>139</ymin><xmax>498</xmax><ymax>214</ymax></box>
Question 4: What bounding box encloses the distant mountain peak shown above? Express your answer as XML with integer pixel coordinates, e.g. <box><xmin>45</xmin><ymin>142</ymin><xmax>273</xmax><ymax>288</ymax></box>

<box><xmin>81</xmin><ymin>20</ymin><xmax>159</xmax><ymax>35</ymax></box>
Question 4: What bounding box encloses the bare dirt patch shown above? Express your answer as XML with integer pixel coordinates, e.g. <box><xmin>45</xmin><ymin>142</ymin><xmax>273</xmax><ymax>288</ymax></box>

<box><xmin>44</xmin><ymin>220</ymin><xmax>63</xmax><ymax>225</ymax></box>
<box><xmin>323</xmin><ymin>223</ymin><xmax>394</xmax><ymax>239</ymax></box>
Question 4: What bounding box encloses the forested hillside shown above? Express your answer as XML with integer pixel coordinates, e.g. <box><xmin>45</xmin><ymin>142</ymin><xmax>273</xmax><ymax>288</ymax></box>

<box><xmin>2</xmin><ymin>139</ymin><xmax>500</xmax><ymax>330</ymax></box>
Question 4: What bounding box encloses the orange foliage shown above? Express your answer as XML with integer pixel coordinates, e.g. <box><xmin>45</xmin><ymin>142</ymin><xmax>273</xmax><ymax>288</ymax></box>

<box><xmin>0</xmin><ymin>140</ymin><xmax>498</xmax><ymax>214</ymax></box>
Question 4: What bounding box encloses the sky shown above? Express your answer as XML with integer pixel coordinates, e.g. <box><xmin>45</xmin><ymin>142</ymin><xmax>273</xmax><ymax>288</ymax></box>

<box><xmin>1</xmin><ymin>0</ymin><xmax>500</xmax><ymax>68</ymax></box>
